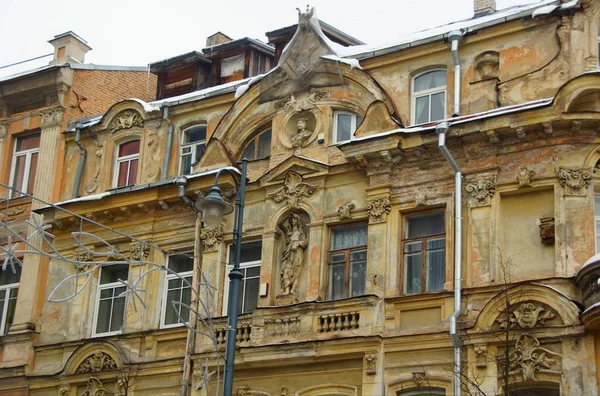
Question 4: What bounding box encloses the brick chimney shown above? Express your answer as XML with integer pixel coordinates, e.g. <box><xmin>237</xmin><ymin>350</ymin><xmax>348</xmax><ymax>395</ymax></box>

<box><xmin>474</xmin><ymin>0</ymin><xmax>496</xmax><ymax>15</ymax></box>
<box><xmin>48</xmin><ymin>31</ymin><xmax>92</xmax><ymax>65</ymax></box>
<box><xmin>205</xmin><ymin>32</ymin><xmax>232</xmax><ymax>48</ymax></box>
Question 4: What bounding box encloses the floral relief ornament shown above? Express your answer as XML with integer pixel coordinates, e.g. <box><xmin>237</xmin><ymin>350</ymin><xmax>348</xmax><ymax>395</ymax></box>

<box><xmin>200</xmin><ymin>224</ymin><xmax>224</xmax><ymax>252</ymax></box>
<box><xmin>465</xmin><ymin>177</ymin><xmax>496</xmax><ymax>207</ymax></box>
<box><xmin>130</xmin><ymin>241</ymin><xmax>150</xmax><ymax>261</ymax></box>
<box><xmin>268</xmin><ymin>171</ymin><xmax>317</xmax><ymax>210</ymax></box>
<box><xmin>496</xmin><ymin>302</ymin><xmax>556</xmax><ymax>329</ymax></box>
<box><xmin>40</xmin><ymin>107</ymin><xmax>64</xmax><ymax>128</ymax></box>
<box><xmin>75</xmin><ymin>352</ymin><xmax>118</xmax><ymax>374</ymax></box>
<box><xmin>366</xmin><ymin>197</ymin><xmax>391</xmax><ymax>223</ymax></box>
<box><xmin>557</xmin><ymin>166</ymin><xmax>591</xmax><ymax>195</ymax></box>
<box><xmin>508</xmin><ymin>334</ymin><xmax>560</xmax><ymax>381</ymax></box>
<box><xmin>109</xmin><ymin>110</ymin><xmax>143</xmax><ymax>133</ymax></box>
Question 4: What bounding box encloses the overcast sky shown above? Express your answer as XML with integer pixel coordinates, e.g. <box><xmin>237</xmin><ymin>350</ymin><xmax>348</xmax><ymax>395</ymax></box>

<box><xmin>1</xmin><ymin>0</ymin><xmax>537</xmax><ymax>76</ymax></box>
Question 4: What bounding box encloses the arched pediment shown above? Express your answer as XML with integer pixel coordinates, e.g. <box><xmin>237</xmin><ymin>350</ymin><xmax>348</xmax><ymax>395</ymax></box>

<box><xmin>553</xmin><ymin>71</ymin><xmax>600</xmax><ymax>113</ymax></box>
<box><xmin>95</xmin><ymin>99</ymin><xmax>157</xmax><ymax>133</ymax></box>
<box><xmin>473</xmin><ymin>284</ymin><xmax>581</xmax><ymax>333</ymax></box>
<box><xmin>62</xmin><ymin>340</ymin><xmax>125</xmax><ymax>375</ymax></box>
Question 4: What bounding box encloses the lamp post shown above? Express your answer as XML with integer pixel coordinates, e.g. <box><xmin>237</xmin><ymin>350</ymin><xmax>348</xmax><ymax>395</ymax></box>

<box><xmin>195</xmin><ymin>159</ymin><xmax>248</xmax><ymax>396</ymax></box>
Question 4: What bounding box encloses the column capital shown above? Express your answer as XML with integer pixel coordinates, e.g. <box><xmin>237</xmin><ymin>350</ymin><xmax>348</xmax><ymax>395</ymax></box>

<box><xmin>40</xmin><ymin>107</ymin><xmax>64</xmax><ymax>128</ymax></box>
<box><xmin>0</xmin><ymin>120</ymin><xmax>8</xmax><ymax>141</ymax></box>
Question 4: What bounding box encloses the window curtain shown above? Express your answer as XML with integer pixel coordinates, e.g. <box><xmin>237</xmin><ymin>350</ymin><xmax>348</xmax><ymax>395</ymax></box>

<box><xmin>331</xmin><ymin>224</ymin><xmax>367</xmax><ymax>250</ymax></box>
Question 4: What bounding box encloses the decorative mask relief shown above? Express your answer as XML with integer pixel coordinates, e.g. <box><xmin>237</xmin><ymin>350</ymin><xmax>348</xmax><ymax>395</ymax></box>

<box><xmin>474</xmin><ymin>51</ymin><xmax>500</xmax><ymax>81</ymax></box>
<box><xmin>200</xmin><ymin>224</ymin><xmax>224</xmax><ymax>252</ymax></box>
<box><xmin>475</xmin><ymin>344</ymin><xmax>488</xmax><ymax>368</ymax></box>
<box><xmin>75</xmin><ymin>352</ymin><xmax>118</xmax><ymax>374</ymax></box>
<box><xmin>365</xmin><ymin>351</ymin><xmax>377</xmax><ymax>375</ymax></box>
<box><xmin>268</xmin><ymin>171</ymin><xmax>317</xmax><ymax>210</ymax></box>
<box><xmin>337</xmin><ymin>201</ymin><xmax>355</xmax><ymax>220</ymax></box>
<box><xmin>557</xmin><ymin>166</ymin><xmax>591</xmax><ymax>195</ymax></box>
<box><xmin>466</xmin><ymin>177</ymin><xmax>496</xmax><ymax>207</ymax></box>
<box><xmin>505</xmin><ymin>334</ymin><xmax>560</xmax><ymax>382</ymax></box>
<box><xmin>130</xmin><ymin>241</ymin><xmax>149</xmax><ymax>261</ymax></box>
<box><xmin>279</xmin><ymin>212</ymin><xmax>308</xmax><ymax>296</ymax></box>
<box><xmin>109</xmin><ymin>110</ymin><xmax>143</xmax><ymax>133</ymax></box>
<box><xmin>495</xmin><ymin>302</ymin><xmax>558</xmax><ymax>330</ymax></box>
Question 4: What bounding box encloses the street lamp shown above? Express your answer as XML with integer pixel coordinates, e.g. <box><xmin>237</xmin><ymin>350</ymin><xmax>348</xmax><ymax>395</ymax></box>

<box><xmin>195</xmin><ymin>159</ymin><xmax>248</xmax><ymax>396</ymax></box>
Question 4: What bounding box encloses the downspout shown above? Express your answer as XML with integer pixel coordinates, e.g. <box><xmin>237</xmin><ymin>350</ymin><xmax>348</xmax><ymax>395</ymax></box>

<box><xmin>161</xmin><ymin>104</ymin><xmax>174</xmax><ymax>180</ymax></box>
<box><xmin>175</xmin><ymin>176</ymin><xmax>200</xmax><ymax>396</ymax></box>
<box><xmin>72</xmin><ymin>126</ymin><xmax>87</xmax><ymax>198</ymax></box>
<box><xmin>436</xmin><ymin>121</ymin><xmax>462</xmax><ymax>396</ymax></box>
<box><xmin>448</xmin><ymin>30</ymin><xmax>463</xmax><ymax>117</ymax></box>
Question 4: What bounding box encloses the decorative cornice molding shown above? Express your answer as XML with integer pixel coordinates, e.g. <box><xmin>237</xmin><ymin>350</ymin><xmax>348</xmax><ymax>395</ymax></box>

<box><xmin>557</xmin><ymin>166</ymin><xmax>591</xmax><ymax>195</ymax></box>
<box><xmin>200</xmin><ymin>225</ymin><xmax>224</xmax><ymax>252</ymax></box>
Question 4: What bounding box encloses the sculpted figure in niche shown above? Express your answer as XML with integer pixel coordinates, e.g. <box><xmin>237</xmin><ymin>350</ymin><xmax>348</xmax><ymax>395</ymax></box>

<box><xmin>280</xmin><ymin>213</ymin><xmax>307</xmax><ymax>295</ymax></box>
<box><xmin>291</xmin><ymin>118</ymin><xmax>313</xmax><ymax>148</ymax></box>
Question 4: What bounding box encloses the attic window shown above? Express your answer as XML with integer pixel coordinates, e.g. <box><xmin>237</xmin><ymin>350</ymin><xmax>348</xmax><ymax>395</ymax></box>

<box><xmin>221</xmin><ymin>54</ymin><xmax>245</xmax><ymax>83</ymax></box>
<box><xmin>412</xmin><ymin>69</ymin><xmax>446</xmax><ymax>125</ymax></box>
<box><xmin>333</xmin><ymin>111</ymin><xmax>363</xmax><ymax>143</ymax></box>
<box><xmin>242</xmin><ymin>128</ymin><xmax>271</xmax><ymax>161</ymax></box>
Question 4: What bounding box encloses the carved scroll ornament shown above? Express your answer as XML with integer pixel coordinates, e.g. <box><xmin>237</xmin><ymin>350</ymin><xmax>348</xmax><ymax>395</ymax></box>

<box><xmin>466</xmin><ymin>177</ymin><xmax>496</xmax><ymax>207</ymax></box>
<box><xmin>75</xmin><ymin>352</ymin><xmax>118</xmax><ymax>374</ymax></box>
<box><xmin>109</xmin><ymin>110</ymin><xmax>143</xmax><ymax>133</ymax></box>
<box><xmin>200</xmin><ymin>225</ymin><xmax>224</xmax><ymax>252</ymax></box>
<box><xmin>557</xmin><ymin>166</ymin><xmax>591</xmax><ymax>195</ymax></box>
<box><xmin>508</xmin><ymin>334</ymin><xmax>560</xmax><ymax>381</ymax></box>
<box><xmin>366</xmin><ymin>198</ymin><xmax>391</xmax><ymax>223</ymax></box>
<box><xmin>496</xmin><ymin>302</ymin><xmax>557</xmax><ymax>330</ymax></box>
<box><xmin>268</xmin><ymin>171</ymin><xmax>317</xmax><ymax>210</ymax></box>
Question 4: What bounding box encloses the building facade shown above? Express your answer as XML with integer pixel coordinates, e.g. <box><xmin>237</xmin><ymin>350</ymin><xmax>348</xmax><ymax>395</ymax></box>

<box><xmin>3</xmin><ymin>0</ymin><xmax>600</xmax><ymax>395</ymax></box>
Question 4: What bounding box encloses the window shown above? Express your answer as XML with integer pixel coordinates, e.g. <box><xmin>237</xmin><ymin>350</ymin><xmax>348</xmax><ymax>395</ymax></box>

<box><xmin>9</xmin><ymin>133</ymin><xmax>40</xmax><ymax>198</ymax></box>
<box><xmin>328</xmin><ymin>223</ymin><xmax>368</xmax><ymax>300</ymax></box>
<box><xmin>114</xmin><ymin>140</ymin><xmax>140</xmax><ymax>188</ymax></box>
<box><xmin>0</xmin><ymin>265</ymin><xmax>20</xmax><ymax>336</ymax></box>
<box><xmin>180</xmin><ymin>125</ymin><xmax>206</xmax><ymax>175</ymax></box>
<box><xmin>162</xmin><ymin>253</ymin><xmax>193</xmax><ymax>327</ymax></box>
<box><xmin>332</xmin><ymin>111</ymin><xmax>363</xmax><ymax>143</ymax></box>
<box><xmin>223</xmin><ymin>241</ymin><xmax>261</xmax><ymax>315</ymax></box>
<box><xmin>93</xmin><ymin>265</ymin><xmax>128</xmax><ymax>336</ymax></box>
<box><xmin>241</xmin><ymin>129</ymin><xmax>271</xmax><ymax>161</ymax></box>
<box><xmin>403</xmin><ymin>211</ymin><xmax>445</xmax><ymax>294</ymax></box>
<box><xmin>412</xmin><ymin>70</ymin><xmax>447</xmax><ymax>124</ymax></box>
<box><xmin>397</xmin><ymin>389</ymin><xmax>445</xmax><ymax>396</ymax></box>
<box><xmin>597</xmin><ymin>23</ymin><xmax>600</xmax><ymax>68</ymax></box>
<box><xmin>595</xmin><ymin>194</ymin><xmax>600</xmax><ymax>253</ymax></box>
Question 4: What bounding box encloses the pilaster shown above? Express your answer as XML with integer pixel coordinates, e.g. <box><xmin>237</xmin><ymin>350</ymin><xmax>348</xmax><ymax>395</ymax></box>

<box><xmin>365</xmin><ymin>185</ymin><xmax>392</xmax><ymax>297</ymax></box>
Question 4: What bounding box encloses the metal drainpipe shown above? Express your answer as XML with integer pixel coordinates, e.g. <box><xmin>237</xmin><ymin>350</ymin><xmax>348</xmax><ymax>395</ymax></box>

<box><xmin>175</xmin><ymin>176</ymin><xmax>199</xmax><ymax>396</ymax></box>
<box><xmin>161</xmin><ymin>104</ymin><xmax>174</xmax><ymax>180</ymax></box>
<box><xmin>72</xmin><ymin>126</ymin><xmax>87</xmax><ymax>198</ymax></box>
<box><xmin>436</xmin><ymin>121</ymin><xmax>462</xmax><ymax>396</ymax></box>
<box><xmin>449</xmin><ymin>30</ymin><xmax>463</xmax><ymax>117</ymax></box>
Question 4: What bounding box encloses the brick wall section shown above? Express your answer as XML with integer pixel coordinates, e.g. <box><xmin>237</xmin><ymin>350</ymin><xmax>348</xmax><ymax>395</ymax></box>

<box><xmin>474</xmin><ymin>0</ymin><xmax>496</xmax><ymax>14</ymax></box>
<box><xmin>66</xmin><ymin>69</ymin><xmax>158</xmax><ymax>121</ymax></box>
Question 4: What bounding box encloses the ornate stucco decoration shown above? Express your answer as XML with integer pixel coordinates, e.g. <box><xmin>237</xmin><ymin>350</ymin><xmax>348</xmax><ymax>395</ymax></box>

<box><xmin>475</xmin><ymin>344</ymin><xmax>488</xmax><ymax>368</ymax></box>
<box><xmin>84</xmin><ymin>139</ymin><xmax>103</xmax><ymax>194</ymax></box>
<box><xmin>280</xmin><ymin>213</ymin><xmax>307</xmax><ymax>296</ymax></box>
<box><xmin>200</xmin><ymin>224</ymin><xmax>224</xmax><ymax>252</ymax></box>
<box><xmin>78</xmin><ymin>377</ymin><xmax>111</xmax><ymax>396</ymax></box>
<box><xmin>337</xmin><ymin>201</ymin><xmax>355</xmax><ymax>220</ymax></box>
<box><xmin>466</xmin><ymin>177</ymin><xmax>496</xmax><ymax>207</ymax></box>
<box><xmin>130</xmin><ymin>241</ymin><xmax>149</xmax><ymax>261</ymax></box>
<box><xmin>291</xmin><ymin>117</ymin><xmax>313</xmax><ymax>148</ymax></box>
<box><xmin>496</xmin><ymin>302</ymin><xmax>557</xmax><ymax>330</ymax></box>
<box><xmin>74</xmin><ymin>250</ymin><xmax>94</xmax><ymax>272</ymax></box>
<box><xmin>58</xmin><ymin>384</ymin><xmax>70</xmax><ymax>395</ymax></box>
<box><xmin>278</xmin><ymin>91</ymin><xmax>330</xmax><ymax>113</ymax></box>
<box><xmin>365</xmin><ymin>351</ymin><xmax>377</xmax><ymax>375</ymax></box>
<box><xmin>109</xmin><ymin>110</ymin><xmax>143</xmax><ymax>133</ymax></box>
<box><xmin>366</xmin><ymin>198</ymin><xmax>391</xmax><ymax>223</ymax></box>
<box><xmin>144</xmin><ymin>131</ymin><xmax>161</xmax><ymax>181</ymax></box>
<box><xmin>237</xmin><ymin>386</ymin><xmax>272</xmax><ymax>396</ymax></box>
<box><xmin>557</xmin><ymin>166</ymin><xmax>591</xmax><ymax>195</ymax></box>
<box><xmin>412</xmin><ymin>371</ymin><xmax>427</xmax><ymax>387</ymax></box>
<box><xmin>474</xmin><ymin>51</ymin><xmax>499</xmax><ymax>81</ymax></box>
<box><xmin>75</xmin><ymin>352</ymin><xmax>118</xmax><ymax>374</ymax></box>
<box><xmin>40</xmin><ymin>107</ymin><xmax>64</xmax><ymax>128</ymax></box>
<box><xmin>517</xmin><ymin>167</ymin><xmax>535</xmax><ymax>188</ymax></box>
<box><xmin>268</xmin><ymin>171</ymin><xmax>317</xmax><ymax>210</ymax></box>
<box><xmin>507</xmin><ymin>334</ymin><xmax>560</xmax><ymax>381</ymax></box>
<box><xmin>415</xmin><ymin>188</ymin><xmax>427</xmax><ymax>207</ymax></box>
<box><xmin>0</xmin><ymin>120</ymin><xmax>8</xmax><ymax>141</ymax></box>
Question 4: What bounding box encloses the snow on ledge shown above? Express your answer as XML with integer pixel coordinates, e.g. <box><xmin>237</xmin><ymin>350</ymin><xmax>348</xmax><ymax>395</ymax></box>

<box><xmin>322</xmin><ymin>55</ymin><xmax>362</xmax><ymax>70</ymax></box>
<box><xmin>583</xmin><ymin>253</ymin><xmax>600</xmax><ymax>268</ymax></box>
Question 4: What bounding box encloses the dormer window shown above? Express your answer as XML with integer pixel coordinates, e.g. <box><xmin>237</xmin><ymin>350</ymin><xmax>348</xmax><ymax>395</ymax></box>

<box><xmin>333</xmin><ymin>111</ymin><xmax>363</xmax><ymax>144</ymax></box>
<box><xmin>114</xmin><ymin>140</ymin><xmax>139</xmax><ymax>188</ymax></box>
<box><xmin>180</xmin><ymin>125</ymin><xmax>206</xmax><ymax>175</ymax></box>
<box><xmin>412</xmin><ymin>70</ymin><xmax>446</xmax><ymax>125</ymax></box>
<box><xmin>242</xmin><ymin>128</ymin><xmax>271</xmax><ymax>161</ymax></box>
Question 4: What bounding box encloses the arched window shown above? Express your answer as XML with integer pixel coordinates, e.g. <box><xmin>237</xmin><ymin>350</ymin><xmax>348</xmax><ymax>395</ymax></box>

<box><xmin>508</xmin><ymin>384</ymin><xmax>560</xmax><ymax>396</ymax></box>
<box><xmin>242</xmin><ymin>128</ymin><xmax>271</xmax><ymax>161</ymax></box>
<box><xmin>333</xmin><ymin>111</ymin><xmax>363</xmax><ymax>143</ymax></box>
<box><xmin>412</xmin><ymin>69</ymin><xmax>447</xmax><ymax>125</ymax></box>
<box><xmin>114</xmin><ymin>139</ymin><xmax>140</xmax><ymax>188</ymax></box>
<box><xmin>398</xmin><ymin>388</ymin><xmax>445</xmax><ymax>396</ymax></box>
<box><xmin>180</xmin><ymin>124</ymin><xmax>206</xmax><ymax>175</ymax></box>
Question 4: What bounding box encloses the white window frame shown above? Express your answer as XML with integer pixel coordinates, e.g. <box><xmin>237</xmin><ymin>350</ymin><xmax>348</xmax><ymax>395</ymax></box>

<box><xmin>411</xmin><ymin>69</ymin><xmax>447</xmax><ymax>125</ymax></box>
<box><xmin>161</xmin><ymin>253</ymin><xmax>194</xmax><ymax>329</ymax></box>
<box><xmin>91</xmin><ymin>266</ymin><xmax>128</xmax><ymax>337</ymax></box>
<box><xmin>179</xmin><ymin>125</ymin><xmax>207</xmax><ymax>175</ymax></box>
<box><xmin>112</xmin><ymin>139</ymin><xmax>140</xmax><ymax>188</ymax></box>
<box><xmin>332</xmin><ymin>111</ymin><xmax>362</xmax><ymax>144</ymax></box>
<box><xmin>222</xmin><ymin>242</ymin><xmax>261</xmax><ymax>316</ymax></box>
<box><xmin>597</xmin><ymin>22</ymin><xmax>600</xmax><ymax>68</ymax></box>
<box><xmin>595</xmin><ymin>193</ymin><xmax>600</xmax><ymax>254</ymax></box>
<box><xmin>8</xmin><ymin>133</ymin><xmax>40</xmax><ymax>198</ymax></box>
<box><xmin>0</xmin><ymin>280</ymin><xmax>19</xmax><ymax>336</ymax></box>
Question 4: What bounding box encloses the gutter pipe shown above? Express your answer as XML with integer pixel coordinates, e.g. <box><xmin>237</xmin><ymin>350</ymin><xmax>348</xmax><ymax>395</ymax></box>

<box><xmin>72</xmin><ymin>126</ymin><xmax>87</xmax><ymax>198</ymax></box>
<box><xmin>161</xmin><ymin>104</ymin><xmax>174</xmax><ymax>180</ymax></box>
<box><xmin>436</xmin><ymin>121</ymin><xmax>462</xmax><ymax>396</ymax></box>
<box><xmin>448</xmin><ymin>30</ymin><xmax>463</xmax><ymax>117</ymax></box>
